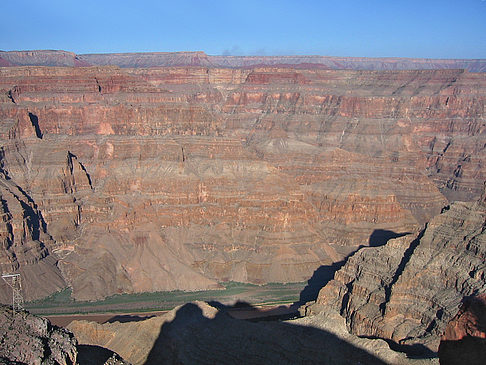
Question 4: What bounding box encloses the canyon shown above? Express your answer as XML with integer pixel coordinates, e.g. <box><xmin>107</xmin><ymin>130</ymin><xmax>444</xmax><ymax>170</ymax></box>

<box><xmin>303</xmin><ymin>184</ymin><xmax>486</xmax><ymax>353</ymax></box>
<box><xmin>0</xmin><ymin>52</ymin><xmax>484</xmax><ymax>303</ymax></box>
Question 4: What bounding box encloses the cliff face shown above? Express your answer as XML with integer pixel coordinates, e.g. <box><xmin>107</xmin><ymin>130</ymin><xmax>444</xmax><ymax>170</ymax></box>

<box><xmin>306</xmin><ymin>186</ymin><xmax>486</xmax><ymax>352</ymax></box>
<box><xmin>2</xmin><ymin>50</ymin><xmax>486</xmax><ymax>72</ymax></box>
<box><xmin>0</xmin><ymin>64</ymin><xmax>485</xmax><ymax>301</ymax></box>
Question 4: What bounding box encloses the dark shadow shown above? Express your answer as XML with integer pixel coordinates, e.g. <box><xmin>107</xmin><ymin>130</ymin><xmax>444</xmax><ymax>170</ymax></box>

<box><xmin>438</xmin><ymin>294</ymin><xmax>486</xmax><ymax>364</ymax></box>
<box><xmin>77</xmin><ymin>344</ymin><xmax>118</xmax><ymax>365</ymax></box>
<box><xmin>298</xmin><ymin>260</ymin><xmax>347</xmax><ymax>303</ymax></box>
<box><xmin>299</xmin><ymin>229</ymin><xmax>412</xmax><ymax>305</ymax></box>
<box><xmin>144</xmin><ymin>302</ymin><xmax>389</xmax><ymax>365</ymax></box>
<box><xmin>380</xmin><ymin>227</ymin><xmax>425</xmax><ymax>314</ymax></box>
<box><xmin>359</xmin><ymin>335</ymin><xmax>437</xmax><ymax>359</ymax></box>
<box><xmin>67</xmin><ymin>151</ymin><xmax>94</xmax><ymax>189</ymax></box>
<box><xmin>368</xmin><ymin>229</ymin><xmax>410</xmax><ymax>247</ymax></box>
<box><xmin>207</xmin><ymin>300</ymin><xmax>300</xmax><ymax>321</ymax></box>
<box><xmin>438</xmin><ymin>337</ymin><xmax>486</xmax><ymax>365</ymax></box>
<box><xmin>105</xmin><ymin>314</ymin><xmax>155</xmax><ymax>324</ymax></box>
<box><xmin>28</xmin><ymin>112</ymin><xmax>43</xmax><ymax>139</ymax></box>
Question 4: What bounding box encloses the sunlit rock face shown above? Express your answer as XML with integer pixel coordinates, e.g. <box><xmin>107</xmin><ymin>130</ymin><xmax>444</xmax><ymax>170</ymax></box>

<box><xmin>0</xmin><ymin>63</ymin><xmax>484</xmax><ymax>301</ymax></box>
<box><xmin>307</xmin><ymin>185</ymin><xmax>486</xmax><ymax>352</ymax></box>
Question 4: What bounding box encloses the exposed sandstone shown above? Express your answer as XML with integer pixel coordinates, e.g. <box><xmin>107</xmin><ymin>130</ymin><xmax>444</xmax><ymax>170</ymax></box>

<box><xmin>0</xmin><ymin>64</ymin><xmax>484</xmax><ymax>301</ymax></box>
<box><xmin>306</xmin><ymin>186</ymin><xmax>486</xmax><ymax>352</ymax></box>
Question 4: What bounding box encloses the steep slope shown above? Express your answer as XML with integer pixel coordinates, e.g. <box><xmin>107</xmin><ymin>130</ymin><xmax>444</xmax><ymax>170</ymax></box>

<box><xmin>68</xmin><ymin>301</ymin><xmax>435</xmax><ymax>365</ymax></box>
<box><xmin>0</xmin><ymin>171</ymin><xmax>66</xmax><ymax>302</ymax></box>
<box><xmin>305</xmin><ymin>185</ymin><xmax>486</xmax><ymax>352</ymax></box>
<box><xmin>0</xmin><ymin>65</ymin><xmax>484</xmax><ymax>301</ymax></box>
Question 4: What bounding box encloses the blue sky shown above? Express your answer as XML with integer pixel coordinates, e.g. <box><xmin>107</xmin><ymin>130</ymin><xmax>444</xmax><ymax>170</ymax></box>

<box><xmin>1</xmin><ymin>0</ymin><xmax>485</xmax><ymax>58</ymax></box>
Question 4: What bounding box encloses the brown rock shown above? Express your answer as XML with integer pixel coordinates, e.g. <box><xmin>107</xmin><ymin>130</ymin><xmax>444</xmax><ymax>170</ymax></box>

<box><xmin>307</xmin><ymin>189</ymin><xmax>486</xmax><ymax>353</ymax></box>
<box><xmin>0</xmin><ymin>64</ymin><xmax>484</xmax><ymax>301</ymax></box>
<box><xmin>0</xmin><ymin>172</ymin><xmax>66</xmax><ymax>302</ymax></box>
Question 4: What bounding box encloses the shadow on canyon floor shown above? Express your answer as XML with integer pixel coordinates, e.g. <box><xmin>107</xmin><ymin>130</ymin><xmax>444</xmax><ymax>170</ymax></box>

<box><xmin>105</xmin><ymin>314</ymin><xmax>156</xmax><ymax>324</ymax></box>
<box><xmin>359</xmin><ymin>335</ymin><xmax>438</xmax><ymax>359</ymax></box>
<box><xmin>77</xmin><ymin>344</ymin><xmax>119</xmax><ymax>364</ymax></box>
<box><xmin>143</xmin><ymin>302</ymin><xmax>389</xmax><ymax>365</ymax></box>
<box><xmin>208</xmin><ymin>300</ymin><xmax>300</xmax><ymax>321</ymax></box>
<box><xmin>299</xmin><ymin>229</ymin><xmax>411</xmax><ymax>304</ymax></box>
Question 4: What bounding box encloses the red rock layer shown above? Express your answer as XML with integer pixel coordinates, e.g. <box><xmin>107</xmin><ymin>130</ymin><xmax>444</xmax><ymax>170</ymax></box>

<box><xmin>0</xmin><ymin>65</ymin><xmax>484</xmax><ymax>300</ymax></box>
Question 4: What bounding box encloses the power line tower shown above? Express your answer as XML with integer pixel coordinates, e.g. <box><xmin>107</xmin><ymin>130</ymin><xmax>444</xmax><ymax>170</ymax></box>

<box><xmin>2</xmin><ymin>273</ymin><xmax>24</xmax><ymax>312</ymax></box>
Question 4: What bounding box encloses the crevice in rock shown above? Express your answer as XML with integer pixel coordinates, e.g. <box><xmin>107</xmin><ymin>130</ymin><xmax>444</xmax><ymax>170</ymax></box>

<box><xmin>381</xmin><ymin>227</ymin><xmax>426</xmax><ymax>315</ymax></box>
<box><xmin>95</xmin><ymin>78</ymin><xmax>102</xmax><ymax>94</ymax></box>
<box><xmin>28</xmin><ymin>112</ymin><xmax>43</xmax><ymax>139</ymax></box>
<box><xmin>0</xmin><ymin>196</ymin><xmax>14</xmax><ymax>250</ymax></box>
<box><xmin>0</xmin><ymin>147</ymin><xmax>11</xmax><ymax>180</ymax></box>
<box><xmin>7</xmin><ymin>89</ymin><xmax>16</xmax><ymax>104</ymax></box>
<box><xmin>67</xmin><ymin>151</ymin><xmax>94</xmax><ymax>190</ymax></box>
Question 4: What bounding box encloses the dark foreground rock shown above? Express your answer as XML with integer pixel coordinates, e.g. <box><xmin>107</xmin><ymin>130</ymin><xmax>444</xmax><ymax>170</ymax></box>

<box><xmin>69</xmin><ymin>300</ymin><xmax>438</xmax><ymax>365</ymax></box>
<box><xmin>438</xmin><ymin>293</ymin><xmax>486</xmax><ymax>365</ymax></box>
<box><xmin>0</xmin><ymin>304</ymin><xmax>77</xmax><ymax>365</ymax></box>
<box><xmin>0</xmin><ymin>304</ymin><xmax>129</xmax><ymax>365</ymax></box>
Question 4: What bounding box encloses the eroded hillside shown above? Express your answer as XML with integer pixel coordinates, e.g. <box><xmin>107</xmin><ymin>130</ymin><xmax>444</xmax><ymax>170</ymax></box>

<box><xmin>0</xmin><ymin>63</ymin><xmax>484</xmax><ymax>301</ymax></box>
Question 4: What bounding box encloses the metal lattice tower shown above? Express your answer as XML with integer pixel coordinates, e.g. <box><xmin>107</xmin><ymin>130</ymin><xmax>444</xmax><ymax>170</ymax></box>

<box><xmin>2</xmin><ymin>273</ymin><xmax>24</xmax><ymax>312</ymax></box>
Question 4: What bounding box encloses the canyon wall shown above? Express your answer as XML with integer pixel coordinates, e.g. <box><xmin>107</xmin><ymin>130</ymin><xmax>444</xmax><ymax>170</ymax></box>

<box><xmin>1</xmin><ymin>50</ymin><xmax>486</xmax><ymax>72</ymax></box>
<box><xmin>0</xmin><ymin>63</ymin><xmax>484</xmax><ymax>301</ymax></box>
<box><xmin>305</xmin><ymin>185</ymin><xmax>486</xmax><ymax>352</ymax></box>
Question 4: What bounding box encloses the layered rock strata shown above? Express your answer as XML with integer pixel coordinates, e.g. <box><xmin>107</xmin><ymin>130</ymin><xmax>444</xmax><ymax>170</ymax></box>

<box><xmin>305</xmin><ymin>186</ymin><xmax>486</xmax><ymax>352</ymax></box>
<box><xmin>0</xmin><ymin>64</ymin><xmax>484</xmax><ymax>300</ymax></box>
<box><xmin>1</xmin><ymin>50</ymin><xmax>486</xmax><ymax>72</ymax></box>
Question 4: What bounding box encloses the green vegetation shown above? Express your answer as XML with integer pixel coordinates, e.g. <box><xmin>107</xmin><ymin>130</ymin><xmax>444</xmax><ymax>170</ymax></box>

<box><xmin>25</xmin><ymin>282</ymin><xmax>306</xmax><ymax>316</ymax></box>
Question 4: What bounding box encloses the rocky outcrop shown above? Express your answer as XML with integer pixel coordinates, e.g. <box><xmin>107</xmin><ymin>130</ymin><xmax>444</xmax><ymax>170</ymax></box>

<box><xmin>438</xmin><ymin>293</ymin><xmax>486</xmax><ymax>365</ymax></box>
<box><xmin>69</xmin><ymin>300</ymin><xmax>434</xmax><ymax>365</ymax></box>
<box><xmin>0</xmin><ymin>304</ymin><xmax>77</xmax><ymax>365</ymax></box>
<box><xmin>305</xmin><ymin>185</ymin><xmax>486</xmax><ymax>353</ymax></box>
<box><xmin>0</xmin><ymin>172</ymin><xmax>66</xmax><ymax>302</ymax></box>
<box><xmin>0</xmin><ymin>64</ymin><xmax>484</xmax><ymax>301</ymax></box>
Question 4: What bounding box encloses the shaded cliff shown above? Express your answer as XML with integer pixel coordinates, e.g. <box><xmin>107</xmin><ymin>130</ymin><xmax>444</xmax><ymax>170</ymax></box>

<box><xmin>304</xmin><ymin>185</ymin><xmax>486</xmax><ymax>352</ymax></box>
<box><xmin>438</xmin><ymin>293</ymin><xmax>486</xmax><ymax>365</ymax></box>
<box><xmin>0</xmin><ymin>64</ymin><xmax>484</xmax><ymax>301</ymax></box>
<box><xmin>0</xmin><ymin>171</ymin><xmax>66</xmax><ymax>302</ymax></box>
